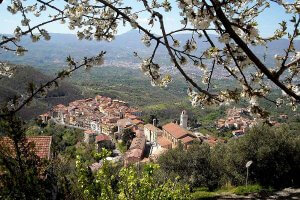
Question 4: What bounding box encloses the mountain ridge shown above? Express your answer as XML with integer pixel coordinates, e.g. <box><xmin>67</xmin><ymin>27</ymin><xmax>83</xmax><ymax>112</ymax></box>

<box><xmin>0</xmin><ymin>64</ymin><xmax>83</xmax><ymax>119</ymax></box>
<box><xmin>0</xmin><ymin>30</ymin><xmax>299</xmax><ymax>73</ymax></box>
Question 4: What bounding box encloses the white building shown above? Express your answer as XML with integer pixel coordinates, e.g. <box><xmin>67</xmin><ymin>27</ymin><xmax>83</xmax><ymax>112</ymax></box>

<box><xmin>144</xmin><ymin>124</ymin><xmax>162</xmax><ymax>143</ymax></box>
<box><xmin>180</xmin><ymin>110</ymin><xmax>188</xmax><ymax>129</ymax></box>
<box><xmin>90</xmin><ymin>121</ymin><xmax>101</xmax><ymax>134</ymax></box>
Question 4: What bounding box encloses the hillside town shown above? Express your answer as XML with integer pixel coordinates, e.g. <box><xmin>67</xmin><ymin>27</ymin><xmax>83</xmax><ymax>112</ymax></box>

<box><xmin>216</xmin><ymin>107</ymin><xmax>282</xmax><ymax>137</ymax></box>
<box><xmin>0</xmin><ymin>94</ymin><xmax>287</xmax><ymax>171</ymax></box>
<box><xmin>38</xmin><ymin>95</ymin><xmax>289</xmax><ymax>168</ymax></box>
<box><xmin>40</xmin><ymin>95</ymin><xmax>271</xmax><ymax>167</ymax></box>
<box><xmin>40</xmin><ymin>96</ymin><xmax>198</xmax><ymax>165</ymax></box>
<box><xmin>0</xmin><ymin>94</ymin><xmax>296</xmax><ymax>199</ymax></box>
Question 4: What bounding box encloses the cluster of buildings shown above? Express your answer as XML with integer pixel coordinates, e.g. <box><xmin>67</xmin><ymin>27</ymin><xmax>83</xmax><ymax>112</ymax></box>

<box><xmin>144</xmin><ymin>111</ymin><xmax>197</xmax><ymax>150</ymax></box>
<box><xmin>216</xmin><ymin>107</ymin><xmax>284</xmax><ymax>137</ymax></box>
<box><xmin>43</xmin><ymin>97</ymin><xmax>273</xmax><ymax>168</ymax></box>
<box><xmin>41</xmin><ymin>96</ymin><xmax>203</xmax><ymax>166</ymax></box>
<box><xmin>216</xmin><ymin>107</ymin><xmax>255</xmax><ymax>137</ymax></box>
<box><xmin>2</xmin><ymin>98</ymin><xmax>290</xmax><ymax>177</ymax></box>
<box><xmin>41</xmin><ymin>95</ymin><xmax>142</xmax><ymax>135</ymax></box>
<box><xmin>144</xmin><ymin>111</ymin><xmax>201</xmax><ymax>160</ymax></box>
<box><xmin>40</xmin><ymin>95</ymin><xmax>148</xmax><ymax>165</ymax></box>
<box><xmin>42</xmin><ymin>94</ymin><xmax>205</xmax><ymax>164</ymax></box>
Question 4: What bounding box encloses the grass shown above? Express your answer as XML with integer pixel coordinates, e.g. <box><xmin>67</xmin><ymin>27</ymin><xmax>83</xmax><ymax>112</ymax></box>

<box><xmin>191</xmin><ymin>187</ymin><xmax>218</xmax><ymax>199</ymax></box>
<box><xmin>233</xmin><ymin>184</ymin><xmax>262</xmax><ymax>195</ymax></box>
<box><xmin>143</xmin><ymin>103</ymin><xmax>169</xmax><ymax>111</ymax></box>
<box><xmin>191</xmin><ymin>184</ymin><xmax>264</xmax><ymax>199</ymax></box>
<box><xmin>116</xmin><ymin>142</ymin><xmax>127</xmax><ymax>154</ymax></box>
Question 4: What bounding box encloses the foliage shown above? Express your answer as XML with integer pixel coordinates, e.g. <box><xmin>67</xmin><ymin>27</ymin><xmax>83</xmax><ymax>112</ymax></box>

<box><xmin>212</xmin><ymin>124</ymin><xmax>300</xmax><ymax>188</ymax></box>
<box><xmin>0</xmin><ymin>117</ymin><xmax>51</xmax><ymax>199</ymax></box>
<box><xmin>76</xmin><ymin>149</ymin><xmax>116</xmax><ymax>199</ymax></box>
<box><xmin>233</xmin><ymin>184</ymin><xmax>263</xmax><ymax>195</ymax></box>
<box><xmin>76</xmin><ymin>149</ymin><xmax>191</xmax><ymax>200</ymax></box>
<box><xmin>121</xmin><ymin>129</ymin><xmax>136</xmax><ymax>149</ymax></box>
<box><xmin>0</xmin><ymin>0</ymin><xmax>300</xmax><ymax>197</ymax></box>
<box><xmin>191</xmin><ymin>184</ymin><xmax>264</xmax><ymax>199</ymax></box>
<box><xmin>26</xmin><ymin>123</ymin><xmax>83</xmax><ymax>158</ymax></box>
<box><xmin>191</xmin><ymin>190</ymin><xmax>218</xmax><ymax>199</ymax></box>
<box><xmin>158</xmin><ymin>142</ymin><xmax>219</xmax><ymax>190</ymax></box>
<box><xmin>1</xmin><ymin>0</ymin><xmax>300</xmax><ymax>120</ymax></box>
<box><xmin>0</xmin><ymin>64</ymin><xmax>83</xmax><ymax>120</ymax></box>
<box><xmin>25</xmin><ymin>122</ymin><xmax>102</xmax><ymax>199</ymax></box>
<box><xmin>159</xmin><ymin>124</ymin><xmax>300</xmax><ymax>190</ymax></box>
<box><xmin>116</xmin><ymin>141</ymin><xmax>127</xmax><ymax>154</ymax></box>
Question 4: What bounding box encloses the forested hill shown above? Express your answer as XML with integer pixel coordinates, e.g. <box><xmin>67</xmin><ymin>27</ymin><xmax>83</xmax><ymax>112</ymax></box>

<box><xmin>0</xmin><ymin>31</ymin><xmax>299</xmax><ymax>73</ymax></box>
<box><xmin>0</xmin><ymin>63</ymin><xmax>83</xmax><ymax>120</ymax></box>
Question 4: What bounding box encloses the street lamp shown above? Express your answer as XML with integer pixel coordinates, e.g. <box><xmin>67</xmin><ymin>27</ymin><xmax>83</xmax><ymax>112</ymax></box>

<box><xmin>245</xmin><ymin>160</ymin><xmax>253</xmax><ymax>187</ymax></box>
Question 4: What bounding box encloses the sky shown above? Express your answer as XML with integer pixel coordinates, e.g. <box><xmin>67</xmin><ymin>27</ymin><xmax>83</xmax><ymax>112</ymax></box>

<box><xmin>0</xmin><ymin>0</ymin><xmax>296</xmax><ymax>37</ymax></box>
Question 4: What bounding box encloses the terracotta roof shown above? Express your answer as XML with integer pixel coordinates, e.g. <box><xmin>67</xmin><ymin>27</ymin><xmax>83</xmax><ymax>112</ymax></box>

<box><xmin>96</xmin><ymin>134</ymin><xmax>111</xmax><ymax>142</ymax></box>
<box><xmin>117</xmin><ymin>118</ymin><xmax>133</xmax><ymax>128</ymax></box>
<box><xmin>126</xmin><ymin>114</ymin><xmax>138</xmax><ymax>120</ymax></box>
<box><xmin>0</xmin><ymin>136</ymin><xmax>52</xmax><ymax>159</ymax></box>
<box><xmin>157</xmin><ymin>136</ymin><xmax>172</xmax><ymax>149</ymax></box>
<box><xmin>181</xmin><ymin>136</ymin><xmax>194</xmax><ymax>144</ymax></box>
<box><xmin>205</xmin><ymin>139</ymin><xmax>217</xmax><ymax>146</ymax></box>
<box><xmin>129</xmin><ymin>137</ymin><xmax>145</xmax><ymax>150</ymax></box>
<box><xmin>144</xmin><ymin>124</ymin><xmax>162</xmax><ymax>132</ymax></box>
<box><xmin>126</xmin><ymin>149</ymin><xmax>143</xmax><ymax>159</ymax></box>
<box><xmin>134</xmin><ymin>129</ymin><xmax>145</xmax><ymax>138</ymax></box>
<box><xmin>162</xmin><ymin>123</ymin><xmax>189</xmax><ymax>139</ymax></box>
<box><xmin>132</xmin><ymin>119</ymin><xmax>143</xmax><ymax>125</ymax></box>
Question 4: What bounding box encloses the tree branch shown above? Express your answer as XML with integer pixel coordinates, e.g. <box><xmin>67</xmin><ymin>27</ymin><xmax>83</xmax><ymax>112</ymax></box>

<box><xmin>211</xmin><ymin>0</ymin><xmax>300</xmax><ymax>101</ymax></box>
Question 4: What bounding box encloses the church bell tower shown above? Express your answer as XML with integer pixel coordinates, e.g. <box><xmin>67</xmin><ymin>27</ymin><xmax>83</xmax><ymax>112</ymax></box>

<box><xmin>180</xmin><ymin>110</ymin><xmax>188</xmax><ymax>129</ymax></box>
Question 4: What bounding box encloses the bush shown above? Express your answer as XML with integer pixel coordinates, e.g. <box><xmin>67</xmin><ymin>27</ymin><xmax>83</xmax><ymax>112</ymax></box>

<box><xmin>212</xmin><ymin>124</ymin><xmax>300</xmax><ymax>188</ymax></box>
<box><xmin>159</xmin><ymin>124</ymin><xmax>300</xmax><ymax>190</ymax></box>
<box><xmin>191</xmin><ymin>191</ymin><xmax>217</xmax><ymax>199</ymax></box>
<box><xmin>158</xmin><ymin>142</ymin><xmax>220</xmax><ymax>190</ymax></box>
<box><xmin>233</xmin><ymin>184</ymin><xmax>262</xmax><ymax>195</ymax></box>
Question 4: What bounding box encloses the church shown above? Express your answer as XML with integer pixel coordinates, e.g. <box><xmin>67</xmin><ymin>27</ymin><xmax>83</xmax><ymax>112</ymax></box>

<box><xmin>144</xmin><ymin>110</ymin><xmax>197</xmax><ymax>149</ymax></box>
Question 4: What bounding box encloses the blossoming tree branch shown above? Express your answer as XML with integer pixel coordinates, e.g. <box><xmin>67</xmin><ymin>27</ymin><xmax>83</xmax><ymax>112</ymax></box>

<box><xmin>0</xmin><ymin>0</ymin><xmax>299</xmax><ymax>117</ymax></box>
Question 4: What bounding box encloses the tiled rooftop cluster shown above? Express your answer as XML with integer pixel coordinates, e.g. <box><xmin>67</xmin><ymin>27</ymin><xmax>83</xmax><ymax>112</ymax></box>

<box><xmin>0</xmin><ymin>136</ymin><xmax>52</xmax><ymax>160</ymax></box>
<box><xmin>124</xmin><ymin>136</ymin><xmax>146</xmax><ymax>166</ymax></box>
<box><xmin>217</xmin><ymin>107</ymin><xmax>255</xmax><ymax>137</ymax></box>
<box><xmin>45</xmin><ymin>95</ymin><xmax>142</xmax><ymax>135</ymax></box>
<box><xmin>216</xmin><ymin>107</ymin><xmax>282</xmax><ymax>137</ymax></box>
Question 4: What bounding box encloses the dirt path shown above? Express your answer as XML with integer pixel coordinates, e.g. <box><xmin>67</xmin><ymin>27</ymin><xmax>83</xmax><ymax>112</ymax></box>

<box><xmin>217</xmin><ymin>188</ymin><xmax>300</xmax><ymax>199</ymax></box>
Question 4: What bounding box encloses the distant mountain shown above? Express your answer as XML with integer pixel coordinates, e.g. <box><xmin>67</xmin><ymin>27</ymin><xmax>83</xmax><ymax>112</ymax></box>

<box><xmin>0</xmin><ymin>64</ymin><xmax>83</xmax><ymax>120</ymax></box>
<box><xmin>0</xmin><ymin>31</ymin><xmax>299</xmax><ymax>73</ymax></box>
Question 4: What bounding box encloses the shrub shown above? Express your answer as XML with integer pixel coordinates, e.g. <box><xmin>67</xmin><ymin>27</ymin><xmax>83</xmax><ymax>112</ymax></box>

<box><xmin>233</xmin><ymin>184</ymin><xmax>262</xmax><ymax>195</ymax></box>
<box><xmin>213</xmin><ymin>124</ymin><xmax>300</xmax><ymax>188</ymax></box>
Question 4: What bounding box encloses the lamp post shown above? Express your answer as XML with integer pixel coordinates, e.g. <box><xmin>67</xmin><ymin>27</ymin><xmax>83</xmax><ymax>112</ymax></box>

<box><xmin>245</xmin><ymin>160</ymin><xmax>253</xmax><ymax>187</ymax></box>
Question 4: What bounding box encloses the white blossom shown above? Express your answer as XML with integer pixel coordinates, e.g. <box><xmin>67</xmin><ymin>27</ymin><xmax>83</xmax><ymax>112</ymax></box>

<box><xmin>173</xmin><ymin>39</ymin><xmax>180</xmax><ymax>47</ymax></box>
<box><xmin>219</xmin><ymin>33</ymin><xmax>230</xmax><ymax>43</ymax></box>
<box><xmin>15</xmin><ymin>46</ymin><xmax>26</xmax><ymax>56</ymax></box>
<box><xmin>21</xmin><ymin>18</ymin><xmax>30</xmax><ymax>26</ymax></box>
<box><xmin>141</xmin><ymin>34</ymin><xmax>151</xmax><ymax>47</ymax></box>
